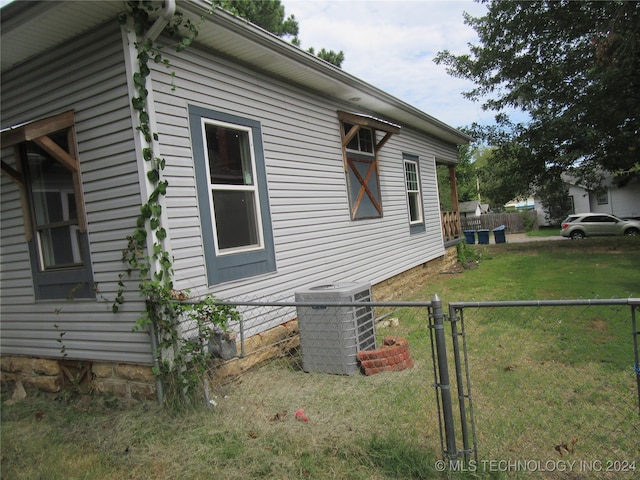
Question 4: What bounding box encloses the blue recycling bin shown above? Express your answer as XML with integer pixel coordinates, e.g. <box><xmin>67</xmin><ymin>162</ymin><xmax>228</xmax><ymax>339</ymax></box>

<box><xmin>477</xmin><ymin>229</ymin><xmax>490</xmax><ymax>244</ymax></box>
<box><xmin>463</xmin><ymin>230</ymin><xmax>476</xmax><ymax>244</ymax></box>
<box><xmin>493</xmin><ymin>225</ymin><xmax>506</xmax><ymax>244</ymax></box>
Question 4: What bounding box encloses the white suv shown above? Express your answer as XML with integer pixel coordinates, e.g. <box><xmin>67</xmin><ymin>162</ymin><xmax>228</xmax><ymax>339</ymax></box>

<box><xmin>561</xmin><ymin>213</ymin><xmax>640</xmax><ymax>239</ymax></box>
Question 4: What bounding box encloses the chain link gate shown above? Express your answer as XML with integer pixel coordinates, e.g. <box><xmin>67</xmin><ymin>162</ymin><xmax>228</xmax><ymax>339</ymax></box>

<box><xmin>176</xmin><ymin>294</ymin><xmax>640</xmax><ymax>476</ymax></box>
<box><xmin>430</xmin><ymin>298</ymin><xmax>640</xmax><ymax>477</ymax></box>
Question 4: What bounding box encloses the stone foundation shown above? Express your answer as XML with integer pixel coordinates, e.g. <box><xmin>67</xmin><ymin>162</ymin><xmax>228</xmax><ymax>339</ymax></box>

<box><xmin>372</xmin><ymin>246</ymin><xmax>458</xmax><ymax>301</ymax></box>
<box><xmin>208</xmin><ymin>319</ymin><xmax>300</xmax><ymax>383</ymax></box>
<box><xmin>1</xmin><ymin>356</ymin><xmax>157</xmax><ymax>402</ymax></box>
<box><xmin>1</xmin><ymin>249</ymin><xmax>457</xmax><ymax>400</ymax></box>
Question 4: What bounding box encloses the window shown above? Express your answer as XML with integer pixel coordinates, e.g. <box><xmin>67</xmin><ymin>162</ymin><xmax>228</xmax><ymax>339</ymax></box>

<box><xmin>24</xmin><ymin>135</ymin><xmax>83</xmax><ymax>269</ymax></box>
<box><xmin>189</xmin><ymin>106</ymin><xmax>275</xmax><ymax>285</ymax></box>
<box><xmin>403</xmin><ymin>154</ymin><xmax>424</xmax><ymax>229</ymax></box>
<box><xmin>337</xmin><ymin>111</ymin><xmax>400</xmax><ymax>220</ymax></box>
<box><xmin>1</xmin><ymin>111</ymin><xmax>94</xmax><ymax>299</ymax></box>
<box><xmin>596</xmin><ymin>190</ymin><xmax>609</xmax><ymax>205</ymax></box>
<box><xmin>204</xmin><ymin>121</ymin><xmax>263</xmax><ymax>253</ymax></box>
<box><xmin>343</xmin><ymin>122</ymin><xmax>374</xmax><ymax>154</ymax></box>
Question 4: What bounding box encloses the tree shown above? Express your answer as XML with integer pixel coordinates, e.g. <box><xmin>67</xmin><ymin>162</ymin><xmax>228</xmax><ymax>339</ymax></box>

<box><xmin>435</xmin><ymin>1</ymin><xmax>640</xmax><ymax>193</ymax></box>
<box><xmin>306</xmin><ymin>47</ymin><xmax>345</xmax><ymax>68</ymax></box>
<box><xmin>437</xmin><ymin>142</ymin><xmax>481</xmax><ymax>211</ymax></box>
<box><xmin>213</xmin><ymin>0</ymin><xmax>345</xmax><ymax>67</ymax></box>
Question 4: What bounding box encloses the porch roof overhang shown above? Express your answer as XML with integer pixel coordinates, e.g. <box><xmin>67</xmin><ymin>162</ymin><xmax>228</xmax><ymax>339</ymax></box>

<box><xmin>1</xmin><ymin>0</ymin><xmax>472</xmax><ymax>147</ymax></box>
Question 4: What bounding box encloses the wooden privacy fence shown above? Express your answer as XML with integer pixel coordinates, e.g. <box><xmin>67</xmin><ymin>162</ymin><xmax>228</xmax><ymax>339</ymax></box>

<box><xmin>460</xmin><ymin>211</ymin><xmax>537</xmax><ymax>233</ymax></box>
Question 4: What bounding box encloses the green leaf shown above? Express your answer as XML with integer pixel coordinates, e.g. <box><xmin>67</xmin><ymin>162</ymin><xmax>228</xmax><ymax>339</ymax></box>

<box><xmin>132</xmin><ymin>97</ymin><xmax>145</xmax><ymax>110</ymax></box>
<box><xmin>151</xmin><ymin>204</ymin><xmax>162</xmax><ymax>216</ymax></box>
<box><xmin>133</xmin><ymin>227</ymin><xmax>147</xmax><ymax>244</ymax></box>
<box><xmin>147</xmin><ymin>169</ymin><xmax>160</xmax><ymax>183</ymax></box>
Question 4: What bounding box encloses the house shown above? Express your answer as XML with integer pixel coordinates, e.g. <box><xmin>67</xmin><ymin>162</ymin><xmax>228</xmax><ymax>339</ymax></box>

<box><xmin>525</xmin><ymin>173</ymin><xmax>640</xmax><ymax>226</ymax></box>
<box><xmin>563</xmin><ymin>173</ymin><xmax>640</xmax><ymax>220</ymax></box>
<box><xmin>458</xmin><ymin>200</ymin><xmax>490</xmax><ymax>218</ymax></box>
<box><xmin>0</xmin><ymin>0</ymin><xmax>470</xmax><ymax>398</ymax></box>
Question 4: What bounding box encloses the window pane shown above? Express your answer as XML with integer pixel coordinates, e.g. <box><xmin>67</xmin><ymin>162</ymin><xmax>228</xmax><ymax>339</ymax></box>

<box><xmin>343</xmin><ymin>122</ymin><xmax>374</xmax><ymax>153</ymax></box>
<box><xmin>27</xmin><ymin>153</ymin><xmax>77</xmax><ymax>226</ymax></box>
<box><xmin>358</xmin><ymin>127</ymin><xmax>373</xmax><ymax>153</ymax></box>
<box><xmin>404</xmin><ymin>160</ymin><xmax>421</xmax><ymax>223</ymax></box>
<box><xmin>408</xmin><ymin>192</ymin><xmax>421</xmax><ymax>222</ymax></box>
<box><xmin>26</xmin><ymin>140</ymin><xmax>82</xmax><ymax>270</ymax></box>
<box><xmin>38</xmin><ymin>226</ymin><xmax>83</xmax><ymax>269</ymax></box>
<box><xmin>205</xmin><ymin>124</ymin><xmax>253</xmax><ymax>185</ymax></box>
<box><xmin>213</xmin><ymin>190</ymin><xmax>260</xmax><ymax>250</ymax></box>
<box><xmin>343</xmin><ymin>122</ymin><xmax>359</xmax><ymax>150</ymax></box>
<box><xmin>405</xmin><ymin>162</ymin><xmax>418</xmax><ymax>191</ymax></box>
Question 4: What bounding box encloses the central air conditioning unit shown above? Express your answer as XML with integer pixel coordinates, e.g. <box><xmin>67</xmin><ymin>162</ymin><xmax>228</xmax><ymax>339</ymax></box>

<box><xmin>295</xmin><ymin>282</ymin><xmax>376</xmax><ymax>375</ymax></box>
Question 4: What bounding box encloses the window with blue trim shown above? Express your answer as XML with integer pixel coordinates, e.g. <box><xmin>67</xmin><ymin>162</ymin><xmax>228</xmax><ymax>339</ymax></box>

<box><xmin>188</xmin><ymin>106</ymin><xmax>276</xmax><ymax>285</ymax></box>
<box><xmin>403</xmin><ymin>153</ymin><xmax>425</xmax><ymax>234</ymax></box>
<box><xmin>1</xmin><ymin>111</ymin><xmax>94</xmax><ymax>300</ymax></box>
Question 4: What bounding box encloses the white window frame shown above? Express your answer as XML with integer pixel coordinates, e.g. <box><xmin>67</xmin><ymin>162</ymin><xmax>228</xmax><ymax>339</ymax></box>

<box><xmin>200</xmin><ymin>118</ymin><xmax>265</xmax><ymax>256</ymax></box>
<box><xmin>344</xmin><ymin>122</ymin><xmax>375</xmax><ymax>155</ymax></box>
<box><xmin>404</xmin><ymin>157</ymin><xmax>423</xmax><ymax>225</ymax></box>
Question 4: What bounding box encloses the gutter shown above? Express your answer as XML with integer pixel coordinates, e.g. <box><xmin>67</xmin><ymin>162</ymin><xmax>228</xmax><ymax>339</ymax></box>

<box><xmin>180</xmin><ymin>0</ymin><xmax>473</xmax><ymax>146</ymax></box>
<box><xmin>143</xmin><ymin>0</ymin><xmax>176</xmax><ymax>43</ymax></box>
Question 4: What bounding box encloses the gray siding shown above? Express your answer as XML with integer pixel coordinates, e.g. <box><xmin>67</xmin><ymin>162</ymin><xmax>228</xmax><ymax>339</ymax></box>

<box><xmin>1</xmin><ymin>18</ymin><xmax>463</xmax><ymax>362</ymax></box>
<box><xmin>0</xmin><ymin>22</ymin><xmax>152</xmax><ymax>364</ymax></box>
<box><xmin>150</xmin><ymin>41</ymin><xmax>458</xmax><ymax>307</ymax></box>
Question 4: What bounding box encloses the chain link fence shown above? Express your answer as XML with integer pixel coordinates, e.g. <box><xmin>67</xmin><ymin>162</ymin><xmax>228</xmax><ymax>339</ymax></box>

<box><xmin>196</xmin><ymin>295</ymin><xmax>639</xmax><ymax>478</ymax></box>
<box><xmin>443</xmin><ymin>300</ymin><xmax>640</xmax><ymax>478</ymax></box>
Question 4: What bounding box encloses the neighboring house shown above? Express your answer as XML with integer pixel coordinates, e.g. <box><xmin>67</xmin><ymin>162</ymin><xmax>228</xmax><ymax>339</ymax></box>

<box><xmin>563</xmin><ymin>174</ymin><xmax>640</xmax><ymax>220</ymax></box>
<box><xmin>529</xmin><ymin>174</ymin><xmax>640</xmax><ymax>226</ymax></box>
<box><xmin>0</xmin><ymin>1</ymin><xmax>470</xmax><ymax>397</ymax></box>
<box><xmin>458</xmin><ymin>200</ymin><xmax>490</xmax><ymax>218</ymax></box>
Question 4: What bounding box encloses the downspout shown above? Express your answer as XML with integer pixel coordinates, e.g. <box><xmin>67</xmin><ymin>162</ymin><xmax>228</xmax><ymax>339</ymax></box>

<box><xmin>145</xmin><ymin>1</ymin><xmax>176</xmax><ymax>405</ymax></box>
<box><xmin>122</xmin><ymin>0</ymin><xmax>175</xmax><ymax>404</ymax></box>
<box><xmin>143</xmin><ymin>0</ymin><xmax>176</xmax><ymax>43</ymax></box>
<box><xmin>142</xmin><ymin>0</ymin><xmax>176</xmax><ymax>405</ymax></box>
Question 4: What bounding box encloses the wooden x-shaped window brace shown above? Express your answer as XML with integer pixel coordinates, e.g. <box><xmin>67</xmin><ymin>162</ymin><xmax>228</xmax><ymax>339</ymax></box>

<box><xmin>338</xmin><ymin>111</ymin><xmax>400</xmax><ymax>219</ymax></box>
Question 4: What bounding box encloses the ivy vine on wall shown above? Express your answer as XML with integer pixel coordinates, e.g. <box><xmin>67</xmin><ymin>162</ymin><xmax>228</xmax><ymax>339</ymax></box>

<box><xmin>115</xmin><ymin>0</ymin><xmax>239</xmax><ymax>406</ymax></box>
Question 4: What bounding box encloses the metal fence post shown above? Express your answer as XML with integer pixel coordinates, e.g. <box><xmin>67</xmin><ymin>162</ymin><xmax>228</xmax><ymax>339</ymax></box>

<box><xmin>432</xmin><ymin>294</ymin><xmax>457</xmax><ymax>458</ymax></box>
<box><xmin>632</xmin><ymin>303</ymin><xmax>640</xmax><ymax>416</ymax></box>
<box><xmin>449</xmin><ymin>304</ymin><xmax>472</xmax><ymax>462</ymax></box>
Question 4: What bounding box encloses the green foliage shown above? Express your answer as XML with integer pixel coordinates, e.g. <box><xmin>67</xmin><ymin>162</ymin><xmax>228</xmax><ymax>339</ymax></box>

<box><xmin>518</xmin><ymin>210</ymin><xmax>537</xmax><ymax>232</ymax></box>
<box><xmin>116</xmin><ymin>1</ymin><xmax>241</xmax><ymax>407</ymax></box>
<box><xmin>435</xmin><ymin>1</ymin><xmax>640</xmax><ymax>192</ymax></box>
<box><xmin>213</xmin><ymin>0</ymin><xmax>345</xmax><ymax>67</ymax></box>
<box><xmin>438</xmin><ymin>143</ymin><xmax>481</xmax><ymax>211</ymax></box>
<box><xmin>213</xmin><ymin>0</ymin><xmax>298</xmax><ymax>38</ymax></box>
<box><xmin>533</xmin><ymin>172</ymin><xmax>573</xmax><ymax>225</ymax></box>
<box><xmin>145</xmin><ymin>290</ymin><xmax>240</xmax><ymax>407</ymax></box>
<box><xmin>307</xmin><ymin>46</ymin><xmax>345</xmax><ymax>68</ymax></box>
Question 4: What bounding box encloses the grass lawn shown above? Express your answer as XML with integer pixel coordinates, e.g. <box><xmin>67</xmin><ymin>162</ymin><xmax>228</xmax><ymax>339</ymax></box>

<box><xmin>2</xmin><ymin>238</ymin><xmax>639</xmax><ymax>479</ymax></box>
<box><xmin>525</xmin><ymin>227</ymin><xmax>562</xmax><ymax>237</ymax></box>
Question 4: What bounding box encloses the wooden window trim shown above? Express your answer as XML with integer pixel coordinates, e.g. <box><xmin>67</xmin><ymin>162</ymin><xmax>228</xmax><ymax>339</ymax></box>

<box><xmin>1</xmin><ymin>111</ymin><xmax>86</xmax><ymax>238</ymax></box>
<box><xmin>337</xmin><ymin>111</ymin><xmax>400</xmax><ymax>220</ymax></box>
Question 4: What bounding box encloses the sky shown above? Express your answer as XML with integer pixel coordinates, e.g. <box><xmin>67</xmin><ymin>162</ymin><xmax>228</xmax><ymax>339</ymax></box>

<box><xmin>0</xmin><ymin>0</ymin><xmax>494</xmax><ymax>129</ymax></box>
<box><xmin>282</xmin><ymin>0</ymin><xmax>492</xmax><ymax>130</ymax></box>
